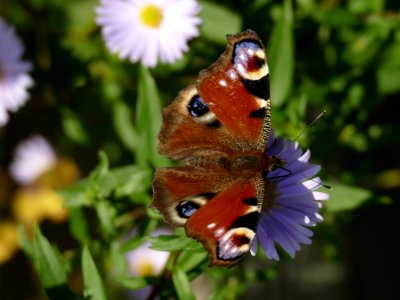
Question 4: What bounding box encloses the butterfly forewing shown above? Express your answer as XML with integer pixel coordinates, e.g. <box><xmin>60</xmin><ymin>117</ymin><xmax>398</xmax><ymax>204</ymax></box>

<box><xmin>197</xmin><ymin>30</ymin><xmax>271</xmax><ymax>151</ymax></box>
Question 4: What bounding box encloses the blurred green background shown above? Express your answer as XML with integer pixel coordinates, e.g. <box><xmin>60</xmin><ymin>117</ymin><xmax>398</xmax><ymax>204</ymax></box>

<box><xmin>1</xmin><ymin>0</ymin><xmax>400</xmax><ymax>299</ymax></box>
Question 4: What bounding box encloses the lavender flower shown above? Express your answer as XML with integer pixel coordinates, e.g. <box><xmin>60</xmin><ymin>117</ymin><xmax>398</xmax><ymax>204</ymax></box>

<box><xmin>0</xmin><ymin>18</ymin><xmax>33</xmax><ymax>126</ymax></box>
<box><xmin>252</xmin><ymin>130</ymin><xmax>329</xmax><ymax>260</ymax></box>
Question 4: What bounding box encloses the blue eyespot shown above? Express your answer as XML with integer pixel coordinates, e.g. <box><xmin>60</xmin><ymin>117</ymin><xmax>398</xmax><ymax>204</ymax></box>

<box><xmin>177</xmin><ymin>201</ymin><xmax>200</xmax><ymax>218</ymax></box>
<box><xmin>188</xmin><ymin>95</ymin><xmax>209</xmax><ymax>117</ymax></box>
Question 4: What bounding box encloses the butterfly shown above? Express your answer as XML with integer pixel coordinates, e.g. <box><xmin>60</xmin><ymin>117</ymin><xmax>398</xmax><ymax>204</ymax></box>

<box><xmin>151</xmin><ymin>30</ymin><xmax>285</xmax><ymax>267</ymax></box>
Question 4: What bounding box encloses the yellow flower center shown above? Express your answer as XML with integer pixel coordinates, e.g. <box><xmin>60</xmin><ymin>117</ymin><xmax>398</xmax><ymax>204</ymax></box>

<box><xmin>140</xmin><ymin>4</ymin><xmax>163</xmax><ymax>28</ymax></box>
<box><xmin>136</xmin><ymin>260</ymin><xmax>156</xmax><ymax>276</ymax></box>
<box><xmin>0</xmin><ymin>65</ymin><xmax>4</xmax><ymax>80</ymax></box>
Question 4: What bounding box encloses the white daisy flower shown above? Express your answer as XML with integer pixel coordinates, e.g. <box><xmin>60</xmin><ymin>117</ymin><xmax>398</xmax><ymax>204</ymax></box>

<box><xmin>96</xmin><ymin>0</ymin><xmax>201</xmax><ymax>67</ymax></box>
<box><xmin>9</xmin><ymin>135</ymin><xmax>57</xmax><ymax>185</ymax></box>
<box><xmin>126</xmin><ymin>228</ymin><xmax>170</xmax><ymax>277</ymax></box>
<box><xmin>0</xmin><ymin>18</ymin><xmax>33</xmax><ymax>126</ymax></box>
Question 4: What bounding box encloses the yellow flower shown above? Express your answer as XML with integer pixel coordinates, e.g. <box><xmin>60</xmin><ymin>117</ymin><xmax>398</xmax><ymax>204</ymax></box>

<box><xmin>13</xmin><ymin>186</ymin><xmax>68</xmax><ymax>225</ymax></box>
<box><xmin>0</xmin><ymin>221</ymin><xmax>19</xmax><ymax>264</ymax></box>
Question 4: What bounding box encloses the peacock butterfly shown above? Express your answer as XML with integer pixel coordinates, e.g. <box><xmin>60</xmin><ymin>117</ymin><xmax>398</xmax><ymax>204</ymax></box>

<box><xmin>151</xmin><ymin>30</ymin><xmax>284</xmax><ymax>267</ymax></box>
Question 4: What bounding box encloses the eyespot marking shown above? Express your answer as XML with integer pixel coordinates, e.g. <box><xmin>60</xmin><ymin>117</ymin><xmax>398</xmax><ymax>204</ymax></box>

<box><xmin>177</xmin><ymin>201</ymin><xmax>200</xmax><ymax>218</ymax></box>
<box><xmin>233</xmin><ymin>39</ymin><xmax>269</xmax><ymax>81</ymax></box>
<box><xmin>216</xmin><ymin>228</ymin><xmax>255</xmax><ymax>261</ymax></box>
<box><xmin>188</xmin><ymin>95</ymin><xmax>209</xmax><ymax>117</ymax></box>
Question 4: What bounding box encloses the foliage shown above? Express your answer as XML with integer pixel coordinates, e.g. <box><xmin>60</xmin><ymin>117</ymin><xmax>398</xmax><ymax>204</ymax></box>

<box><xmin>1</xmin><ymin>0</ymin><xmax>399</xmax><ymax>299</ymax></box>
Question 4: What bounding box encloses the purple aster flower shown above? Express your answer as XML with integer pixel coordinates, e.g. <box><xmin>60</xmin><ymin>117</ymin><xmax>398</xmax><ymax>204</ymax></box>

<box><xmin>251</xmin><ymin>130</ymin><xmax>329</xmax><ymax>261</ymax></box>
<box><xmin>0</xmin><ymin>18</ymin><xmax>33</xmax><ymax>126</ymax></box>
<box><xmin>96</xmin><ymin>0</ymin><xmax>201</xmax><ymax>67</ymax></box>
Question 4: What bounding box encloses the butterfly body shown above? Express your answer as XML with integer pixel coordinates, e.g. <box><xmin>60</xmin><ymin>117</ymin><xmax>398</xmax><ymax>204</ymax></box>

<box><xmin>152</xmin><ymin>30</ymin><xmax>281</xmax><ymax>267</ymax></box>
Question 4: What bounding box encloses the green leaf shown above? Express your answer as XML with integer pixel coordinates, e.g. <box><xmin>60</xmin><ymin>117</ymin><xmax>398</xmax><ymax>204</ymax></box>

<box><xmin>82</xmin><ymin>246</ymin><xmax>107</xmax><ymax>300</ymax></box>
<box><xmin>88</xmin><ymin>152</ymin><xmax>117</xmax><ymax>198</ymax></box>
<box><xmin>172</xmin><ymin>266</ymin><xmax>196</xmax><ymax>300</ymax></box>
<box><xmin>316</xmin><ymin>8</ymin><xmax>358</xmax><ymax>27</ymax></box>
<box><xmin>177</xmin><ymin>250</ymin><xmax>208</xmax><ymax>272</ymax></box>
<box><xmin>95</xmin><ymin>200</ymin><xmax>117</xmax><ymax>237</ymax></box>
<box><xmin>136</xmin><ymin>65</ymin><xmax>169</xmax><ymax>168</ymax></box>
<box><xmin>112</xmin><ymin>165</ymin><xmax>152</xmax><ymax>198</ymax></box>
<box><xmin>209</xmin><ymin>286</ymin><xmax>228</xmax><ymax>300</ymax></box>
<box><xmin>60</xmin><ymin>107</ymin><xmax>89</xmax><ymax>145</ymax></box>
<box><xmin>377</xmin><ymin>67</ymin><xmax>400</xmax><ymax>95</ymax></box>
<box><xmin>149</xmin><ymin>235</ymin><xmax>202</xmax><ymax>252</ymax></box>
<box><xmin>325</xmin><ymin>183</ymin><xmax>372</xmax><ymax>212</ymax></box>
<box><xmin>88</xmin><ymin>151</ymin><xmax>110</xmax><ymax>183</ymax></box>
<box><xmin>112</xmin><ymin>100</ymin><xmax>139</xmax><ymax>153</ymax></box>
<box><xmin>117</xmin><ymin>276</ymin><xmax>155</xmax><ymax>290</ymax></box>
<box><xmin>18</xmin><ymin>225</ymin><xmax>34</xmax><ymax>259</ymax></box>
<box><xmin>199</xmin><ymin>1</ymin><xmax>242</xmax><ymax>45</ymax></box>
<box><xmin>58</xmin><ymin>179</ymin><xmax>92</xmax><ymax>208</ymax></box>
<box><xmin>68</xmin><ymin>207</ymin><xmax>90</xmax><ymax>244</ymax></box>
<box><xmin>34</xmin><ymin>226</ymin><xmax>67</xmax><ymax>288</ymax></box>
<box><xmin>268</xmin><ymin>0</ymin><xmax>295</xmax><ymax>106</ymax></box>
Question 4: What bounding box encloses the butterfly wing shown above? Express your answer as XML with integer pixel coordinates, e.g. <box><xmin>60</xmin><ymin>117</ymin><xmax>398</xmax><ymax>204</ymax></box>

<box><xmin>152</xmin><ymin>167</ymin><xmax>263</xmax><ymax>267</ymax></box>
<box><xmin>159</xmin><ymin>30</ymin><xmax>271</xmax><ymax>160</ymax></box>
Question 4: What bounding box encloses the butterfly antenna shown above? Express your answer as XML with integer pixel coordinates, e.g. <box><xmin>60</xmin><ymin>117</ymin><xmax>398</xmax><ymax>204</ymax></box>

<box><xmin>268</xmin><ymin>110</ymin><xmax>331</xmax><ymax>190</ymax></box>
<box><xmin>269</xmin><ymin>110</ymin><xmax>326</xmax><ymax>158</ymax></box>
<box><xmin>271</xmin><ymin>165</ymin><xmax>332</xmax><ymax>190</ymax></box>
<box><xmin>293</xmin><ymin>110</ymin><xmax>326</xmax><ymax>142</ymax></box>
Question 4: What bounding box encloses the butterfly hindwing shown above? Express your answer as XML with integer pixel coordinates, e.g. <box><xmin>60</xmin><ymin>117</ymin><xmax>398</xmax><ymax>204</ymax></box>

<box><xmin>152</xmin><ymin>167</ymin><xmax>263</xmax><ymax>267</ymax></box>
<box><xmin>186</xmin><ymin>176</ymin><xmax>263</xmax><ymax>267</ymax></box>
<box><xmin>152</xmin><ymin>167</ymin><xmax>234</xmax><ymax>226</ymax></box>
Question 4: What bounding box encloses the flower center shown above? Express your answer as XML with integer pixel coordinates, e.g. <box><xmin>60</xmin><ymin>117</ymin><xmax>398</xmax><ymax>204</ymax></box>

<box><xmin>0</xmin><ymin>65</ymin><xmax>4</xmax><ymax>80</ymax></box>
<box><xmin>140</xmin><ymin>4</ymin><xmax>163</xmax><ymax>28</ymax></box>
<box><xmin>136</xmin><ymin>260</ymin><xmax>155</xmax><ymax>276</ymax></box>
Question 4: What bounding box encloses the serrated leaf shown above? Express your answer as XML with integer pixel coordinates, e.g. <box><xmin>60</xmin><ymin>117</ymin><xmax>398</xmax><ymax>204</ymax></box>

<box><xmin>149</xmin><ymin>235</ymin><xmax>202</xmax><ymax>252</ymax></box>
<box><xmin>82</xmin><ymin>246</ymin><xmax>107</xmax><ymax>300</ymax></box>
<box><xmin>268</xmin><ymin>0</ymin><xmax>294</xmax><ymax>106</ymax></box>
<box><xmin>34</xmin><ymin>226</ymin><xmax>67</xmax><ymax>288</ymax></box>
<box><xmin>325</xmin><ymin>183</ymin><xmax>371</xmax><ymax>212</ymax></box>
<box><xmin>199</xmin><ymin>1</ymin><xmax>242</xmax><ymax>45</ymax></box>
<box><xmin>172</xmin><ymin>267</ymin><xmax>196</xmax><ymax>300</ymax></box>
